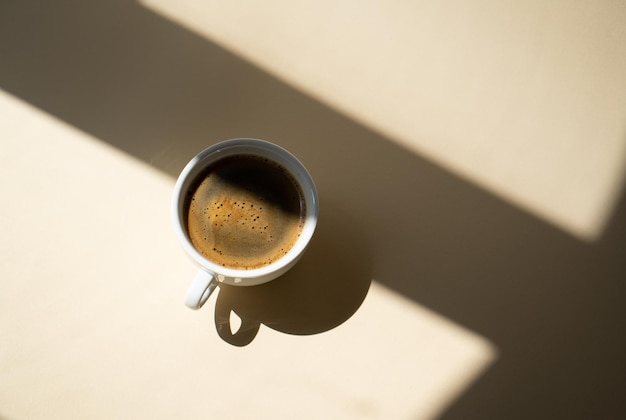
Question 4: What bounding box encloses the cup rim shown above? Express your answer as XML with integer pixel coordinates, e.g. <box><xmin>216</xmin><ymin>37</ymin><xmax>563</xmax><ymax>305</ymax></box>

<box><xmin>172</xmin><ymin>138</ymin><xmax>318</xmax><ymax>281</ymax></box>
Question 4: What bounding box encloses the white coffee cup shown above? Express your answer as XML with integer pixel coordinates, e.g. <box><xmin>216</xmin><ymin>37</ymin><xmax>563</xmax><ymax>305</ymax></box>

<box><xmin>172</xmin><ymin>138</ymin><xmax>319</xmax><ymax>310</ymax></box>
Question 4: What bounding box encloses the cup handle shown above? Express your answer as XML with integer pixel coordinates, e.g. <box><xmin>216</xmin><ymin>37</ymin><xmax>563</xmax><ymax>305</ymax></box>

<box><xmin>184</xmin><ymin>269</ymin><xmax>219</xmax><ymax>310</ymax></box>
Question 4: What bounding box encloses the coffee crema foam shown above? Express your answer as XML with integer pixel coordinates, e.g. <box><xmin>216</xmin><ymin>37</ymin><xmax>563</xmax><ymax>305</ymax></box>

<box><xmin>185</xmin><ymin>154</ymin><xmax>306</xmax><ymax>270</ymax></box>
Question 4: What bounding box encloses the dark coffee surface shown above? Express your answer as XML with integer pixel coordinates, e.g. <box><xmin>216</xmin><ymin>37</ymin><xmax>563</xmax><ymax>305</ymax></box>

<box><xmin>186</xmin><ymin>154</ymin><xmax>306</xmax><ymax>269</ymax></box>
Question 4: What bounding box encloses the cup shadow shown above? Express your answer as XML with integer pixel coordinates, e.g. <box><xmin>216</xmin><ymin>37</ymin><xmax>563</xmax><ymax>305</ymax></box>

<box><xmin>213</xmin><ymin>199</ymin><xmax>371</xmax><ymax>346</ymax></box>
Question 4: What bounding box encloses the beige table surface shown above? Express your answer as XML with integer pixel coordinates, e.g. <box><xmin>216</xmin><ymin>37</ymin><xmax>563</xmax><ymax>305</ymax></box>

<box><xmin>1</xmin><ymin>1</ymin><xmax>625</xmax><ymax>419</ymax></box>
<box><xmin>0</xmin><ymin>90</ymin><xmax>493</xmax><ymax>419</ymax></box>
<box><xmin>141</xmin><ymin>0</ymin><xmax>626</xmax><ymax>241</ymax></box>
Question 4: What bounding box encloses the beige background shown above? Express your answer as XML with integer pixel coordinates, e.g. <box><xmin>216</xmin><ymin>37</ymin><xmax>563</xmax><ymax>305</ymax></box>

<box><xmin>142</xmin><ymin>0</ymin><xmax>626</xmax><ymax>241</ymax></box>
<box><xmin>1</xmin><ymin>1</ymin><xmax>626</xmax><ymax>419</ymax></box>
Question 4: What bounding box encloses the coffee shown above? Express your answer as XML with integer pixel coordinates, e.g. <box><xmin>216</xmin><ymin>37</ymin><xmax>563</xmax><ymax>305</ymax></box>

<box><xmin>185</xmin><ymin>154</ymin><xmax>306</xmax><ymax>270</ymax></box>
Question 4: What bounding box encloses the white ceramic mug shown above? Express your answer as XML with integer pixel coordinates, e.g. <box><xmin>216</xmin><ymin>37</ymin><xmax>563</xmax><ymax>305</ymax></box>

<box><xmin>172</xmin><ymin>138</ymin><xmax>319</xmax><ymax>310</ymax></box>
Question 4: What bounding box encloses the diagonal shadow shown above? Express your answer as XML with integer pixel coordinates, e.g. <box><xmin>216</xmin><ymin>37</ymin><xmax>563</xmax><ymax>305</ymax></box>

<box><xmin>1</xmin><ymin>0</ymin><xmax>625</xmax><ymax>418</ymax></box>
